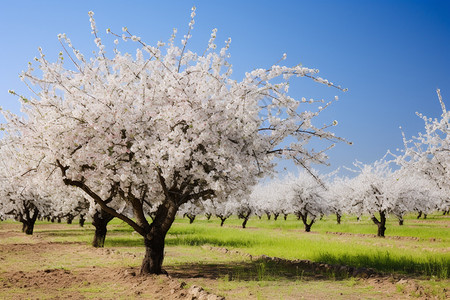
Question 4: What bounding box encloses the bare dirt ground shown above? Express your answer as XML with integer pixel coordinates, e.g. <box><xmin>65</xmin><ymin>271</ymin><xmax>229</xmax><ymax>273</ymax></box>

<box><xmin>0</xmin><ymin>223</ymin><xmax>448</xmax><ymax>299</ymax></box>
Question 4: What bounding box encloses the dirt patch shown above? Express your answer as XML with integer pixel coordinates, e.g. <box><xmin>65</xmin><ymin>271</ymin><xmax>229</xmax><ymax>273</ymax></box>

<box><xmin>1</xmin><ymin>267</ymin><xmax>214</xmax><ymax>299</ymax></box>
<box><xmin>0</xmin><ymin>236</ymin><xmax>224</xmax><ymax>299</ymax></box>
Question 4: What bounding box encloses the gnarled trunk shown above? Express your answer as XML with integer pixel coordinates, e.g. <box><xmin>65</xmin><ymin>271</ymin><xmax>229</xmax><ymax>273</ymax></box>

<box><xmin>20</xmin><ymin>206</ymin><xmax>39</xmax><ymax>235</ymax></box>
<box><xmin>336</xmin><ymin>212</ymin><xmax>342</xmax><ymax>224</ymax></box>
<box><xmin>66</xmin><ymin>214</ymin><xmax>74</xmax><ymax>224</ymax></box>
<box><xmin>141</xmin><ymin>227</ymin><xmax>167</xmax><ymax>275</ymax></box>
<box><xmin>216</xmin><ymin>215</ymin><xmax>228</xmax><ymax>227</ymax></box>
<box><xmin>79</xmin><ymin>214</ymin><xmax>86</xmax><ymax>227</ymax></box>
<box><xmin>92</xmin><ymin>209</ymin><xmax>114</xmax><ymax>248</ymax></box>
<box><xmin>371</xmin><ymin>211</ymin><xmax>387</xmax><ymax>237</ymax></box>
<box><xmin>304</xmin><ymin>223</ymin><xmax>313</xmax><ymax>232</ymax></box>
<box><xmin>242</xmin><ymin>217</ymin><xmax>249</xmax><ymax>228</ymax></box>
<box><xmin>140</xmin><ymin>200</ymin><xmax>178</xmax><ymax>275</ymax></box>
<box><xmin>238</xmin><ymin>211</ymin><xmax>251</xmax><ymax>229</ymax></box>
<box><xmin>273</xmin><ymin>213</ymin><xmax>279</xmax><ymax>221</ymax></box>
<box><xmin>283</xmin><ymin>214</ymin><xmax>288</xmax><ymax>221</ymax></box>
<box><xmin>186</xmin><ymin>213</ymin><xmax>196</xmax><ymax>224</ymax></box>
<box><xmin>298</xmin><ymin>212</ymin><xmax>315</xmax><ymax>232</ymax></box>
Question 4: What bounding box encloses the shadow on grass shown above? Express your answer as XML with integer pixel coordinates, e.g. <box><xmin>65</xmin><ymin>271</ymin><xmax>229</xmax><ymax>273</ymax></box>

<box><xmin>36</xmin><ymin>229</ymin><xmax>93</xmax><ymax>237</ymax></box>
<box><xmin>165</xmin><ymin>235</ymin><xmax>254</xmax><ymax>248</ymax></box>
<box><xmin>166</xmin><ymin>259</ymin><xmax>338</xmax><ymax>281</ymax></box>
<box><xmin>316</xmin><ymin>252</ymin><xmax>449</xmax><ymax>279</ymax></box>
<box><xmin>104</xmin><ymin>237</ymin><xmax>143</xmax><ymax>247</ymax></box>
<box><xmin>102</xmin><ymin>235</ymin><xmax>254</xmax><ymax>248</ymax></box>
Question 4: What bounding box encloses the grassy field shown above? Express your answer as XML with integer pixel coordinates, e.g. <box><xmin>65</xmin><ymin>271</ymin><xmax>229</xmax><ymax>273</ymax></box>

<box><xmin>166</xmin><ymin>213</ymin><xmax>449</xmax><ymax>278</ymax></box>
<box><xmin>0</xmin><ymin>212</ymin><xmax>448</xmax><ymax>299</ymax></box>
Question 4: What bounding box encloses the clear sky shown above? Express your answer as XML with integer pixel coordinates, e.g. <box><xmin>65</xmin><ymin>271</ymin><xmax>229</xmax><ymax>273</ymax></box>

<box><xmin>1</xmin><ymin>0</ymin><xmax>449</xmax><ymax>175</ymax></box>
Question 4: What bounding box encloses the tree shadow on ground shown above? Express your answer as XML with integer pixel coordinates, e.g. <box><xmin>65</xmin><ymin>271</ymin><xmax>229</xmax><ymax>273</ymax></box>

<box><xmin>166</xmin><ymin>259</ymin><xmax>340</xmax><ymax>282</ymax></box>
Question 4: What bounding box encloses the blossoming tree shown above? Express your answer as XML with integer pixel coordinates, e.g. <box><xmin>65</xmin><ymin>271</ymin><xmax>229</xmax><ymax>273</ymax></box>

<box><xmin>288</xmin><ymin>171</ymin><xmax>330</xmax><ymax>232</ymax></box>
<box><xmin>346</xmin><ymin>158</ymin><xmax>401</xmax><ymax>237</ymax></box>
<box><xmin>0</xmin><ymin>139</ymin><xmax>47</xmax><ymax>234</ymax></box>
<box><xmin>394</xmin><ymin>89</ymin><xmax>449</xmax><ymax>214</ymax></box>
<box><xmin>4</xmin><ymin>9</ymin><xmax>347</xmax><ymax>274</ymax></box>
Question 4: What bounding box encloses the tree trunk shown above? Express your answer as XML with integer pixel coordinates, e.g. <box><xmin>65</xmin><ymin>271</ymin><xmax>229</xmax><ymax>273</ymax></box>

<box><xmin>186</xmin><ymin>214</ymin><xmax>196</xmax><ymax>224</ymax></box>
<box><xmin>398</xmin><ymin>215</ymin><xmax>404</xmax><ymax>226</ymax></box>
<box><xmin>141</xmin><ymin>227</ymin><xmax>167</xmax><ymax>275</ymax></box>
<box><xmin>220</xmin><ymin>217</ymin><xmax>226</xmax><ymax>227</ymax></box>
<box><xmin>205</xmin><ymin>213</ymin><xmax>212</xmax><ymax>220</ymax></box>
<box><xmin>266</xmin><ymin>212</ymin><xmax>271</xmax><ymax>220</ymax></box>
<box><xmin>304</xmin><ymin>223</ymin><xmax>313</xmax><ymax>232</ymax></box>
<box><xmin>66</xmin><ymin>214</ymin><xmax>74</xmax><ymax>224</ymax></box>
<box><xmin>283</xmin><ymin>214</ymin><xmax>288</xmax><ymax>221</ymax></box>
<box><xmin>299</xmin><ymin>212</ymin><xmax>314</xmax><ymax>232</ymax></box>
<box><xmin>371</xmin><ymin>211</ymin><xmax>386</xmax><ymax>237</ymax></box>
<box><xmin>273</xmin><ymin>213</ymin><xmax>279</xmax><ymax>221</ymax></box>
<box><xmin>92</xmin><ymin>209</ymin><xmax>114</xmax><ymax>248</ymax></box>
<box><xmin>423</xmin><ymin>214</ymin><xmax>427</xmax><ymax>219</ymax></box>
<box><xmin>417</xmin><ymin>211</ymin><xmax>422</xmax><ymax>219</ymax></box>
<box><xmin>140</xmin><ymin>198</ymin><xmax>178</xmax><ymax>275</ymax></box>
<box><xmin>21</xmin><ymin>217</ymin><xmax>37</xmax><ymax>235</ymax></box>
<box><xmin>79</xmin><ymin>214</ymin><xmax>86</xmax><ymax>227</ymax></box>
<box><xmin>20</xmin><ymin>206</ymin><xmax>39</xmax><ymax>235</ymax></box>
<box><xmin>242</xmin><ymin>217</ymin><xmax>249</xmax><ymax>229</ymax></box>
<box><xmin>336</xmin><ymin>212</ymin><xmax>341</xmax><ymax>225</ymax></box>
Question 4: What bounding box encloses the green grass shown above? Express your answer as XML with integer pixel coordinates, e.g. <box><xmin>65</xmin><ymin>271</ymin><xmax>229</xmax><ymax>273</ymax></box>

<box><xmin>166</xmin><ymin>213</ymin><xmax>449</xmax><ymax>278</ymax></box>
<box><xmin>70</xmin><ymin>212</ymin><xmax>449</xmax><ymax>278</ymax></box>
<box><xmin>2</xmin><ymin>212</ymin><xmax>448</xmax><ymax>279</ymax></box>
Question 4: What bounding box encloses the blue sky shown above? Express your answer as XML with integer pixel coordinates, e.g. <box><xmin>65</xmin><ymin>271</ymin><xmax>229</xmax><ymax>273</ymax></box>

<box><xmin>1</xmin><ymin>0</ymin><xmax>449</xmax><ymax>175</ymax></box>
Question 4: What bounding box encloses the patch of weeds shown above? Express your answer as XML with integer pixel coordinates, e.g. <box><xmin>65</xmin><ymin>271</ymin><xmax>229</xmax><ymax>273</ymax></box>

<box><xmin>256</xmin><ymin>262</ymin><xmax>266</xmax><ymax>281</ymax></box>
<box><xmin>410</xmin><ymin>290</ymin><xmax>422</xmax><ymax>298</ymax></box>
<box><xmin>420</xmin><ymin>279</ymin><xmax>449</xmax><ymax>300</ymax></box>
<box><xmin>155</xmin><ymin>277</ymin><xmax>165</xmax><ymax>284</ymax></box>
<box><xmin>396</xmin><ymin>283</ymin><xmax>406</xmax><ymax>293</ymax></box>
<box><xmin>344</xmin><ymin>277</ymin><xmax>359</xmax><ymax>287</ymax></box>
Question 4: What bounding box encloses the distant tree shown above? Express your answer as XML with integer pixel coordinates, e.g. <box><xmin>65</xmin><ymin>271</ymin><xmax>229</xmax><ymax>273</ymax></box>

<box><xmin>250</xmin><ymin>178</ymin><xmax>293</xmax><ymax>222</ymax></box>
<box><xmin>0</xmin><ymin>140</ymin><xmax>47</xmax><ymax>235</ymax></box>
<box><xmin>346</xmin><ymin>158</ymin><xmax>401</xmax><ymax>237</ymax></box>
<box><xmin>179</xmin><ymin>200</ymin><xmax>204</xmax><ymax>224</ymax></box>
<box><xmin>289</xmin><ymin>172</ymin><xmax>329</xmax><ymax>232</ymax></box>
<box><xmin>235</xmin><ymin>199</ymin><xmax>252</xmax><ymax>228</ymax></box>
<box><xmin>393</xmin><ymin>89</ymin><xmax>449</xmax><ymax>216</ymax></box>
<box><xmin>325</xmin><ymin>176</ymin><xmax>352</xmax><ymax>225</ymax></box>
